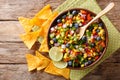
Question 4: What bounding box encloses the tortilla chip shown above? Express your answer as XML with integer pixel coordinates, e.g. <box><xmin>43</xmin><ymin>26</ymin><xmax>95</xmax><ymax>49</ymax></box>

<box><xmin>37</xmin><ymin>59</ymin><xmax>49</xmax><ymax>70</ymax></box>
<box><xmin>35</xmin><ymin>51</ymin><xmax>50</xmax><ymax>70</ymax></box>
<box><xmin>44</xmin><ymin>62</ymin><xmax>60</xmax><ymax>76</ymax></box>
<box><xmin>38</xmin><ymin>12</ymin><xmax>58</xmax><ymax>51</ymax></box>
<box><xmin>31</xmin><ymin>26</ymin><xmax>40</xmax><ymax>32</ymax></box>
<box><xmin>39</xmin><ymin>37</ymin><xmax>49</xmax><ymax>52</ymax></box>
<box><xmin>18</xmin><ymin>5</ymin><xmax>52</xmax><ymax>32</ymax></box>
<box><xmin>35</xmin><ymin>4</ymin><xmax>52</xmax><ymax>19</ymax></box>
<box><xmin>20</xmin><ymin>30</ymin><xmax>40</xmax><ymax>49</ymax></box>
<box><xmin>35</xmin><ymin>51</ymin><xmax>50</xmax><ymax>60</ymax></box>
<box><xmin>26</xmin><ymin>54</ymin><xmax>43</xmax><ymax>71</ymax></box>
<box><xmin>39</xmin><ymin>11</ymin><xmax>58</xmax><ymax>38</ymax></box>
<box><xmin>44</xmin><ymin>62</ymin><xmax>70</xmax><ymax>79</ymax></box>
<box><xmin>51</xmin><ymin>62</ymin><xmax>70</xmax><ymax>79</ymax></box>
<box><xmin>39</xmin><ymin>28</ymin><xmax>45</xmax><ymax>37</ymax></box>
<box><xmin>38</xmin><ymin>36</ymin><xmax>44</xmax><ymax>43</ymax></box>
<box><xmin>18</xmin><ymin>17</ymin><xmax>33</xmax><ymax>32</ymax></box>
<box><xmin>54</xmin><ymin>67</ymin><xmax>70</xmax><ymax>79</ymax></box>
<box><xmin>31</xmin><ymin>17</ymin><xmax>46</xmax><ymax>27</ymax></box>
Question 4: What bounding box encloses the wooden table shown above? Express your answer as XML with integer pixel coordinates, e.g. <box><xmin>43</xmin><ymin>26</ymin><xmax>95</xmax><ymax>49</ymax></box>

<box><xmin>0</xmin><ymin>0</ymin><xmax>120</xmax><ymax>80</ymax></box>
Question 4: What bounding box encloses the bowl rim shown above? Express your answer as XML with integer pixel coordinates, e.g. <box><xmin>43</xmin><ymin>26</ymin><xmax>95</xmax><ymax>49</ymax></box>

<box><xmin>46</xmin><ymin>8</ymin><xmax>109</xmax><ymax>70</ymax></box>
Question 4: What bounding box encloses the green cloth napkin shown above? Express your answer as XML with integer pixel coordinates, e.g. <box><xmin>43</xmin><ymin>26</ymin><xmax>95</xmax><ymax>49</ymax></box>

<box><xmin>55</xmin><ymin>0</ymin><xmax>120</xmax><ymax>80</ymax></box>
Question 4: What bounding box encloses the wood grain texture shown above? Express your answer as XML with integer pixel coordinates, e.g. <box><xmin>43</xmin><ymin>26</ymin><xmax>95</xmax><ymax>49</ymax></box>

<box><xmin>0</xmin><ymin>21</ymin><xmax>23</xmax><ymax>42</ymax></box>
<box><xmin>83</xmin><ymin>63</ymin><xmax>120</xmax><ymax>80</ymax></box>
<box><xmin>0</xmin><ymin>63</ymin><xmax>120</xmax><ymax>80</ymax></box>
<box><xmin>0</xmin><ymin>64</ymin><xmax>65</xmax><ymax>80</ymax></box>
<box><xmin>0</xmin><ymin>0</ymin><xmax>120</xmax><ymax>80</ymax></box>
<box><xmin>0</xmin><ymin>0</ymin><xmax>65</xmax><ymax>20</ymax></box>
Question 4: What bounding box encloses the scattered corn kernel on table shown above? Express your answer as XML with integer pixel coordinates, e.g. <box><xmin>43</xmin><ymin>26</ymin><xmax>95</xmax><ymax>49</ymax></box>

<box><xmin>0</xmin><ymin>0</ymin><xmax>120</xmax><ymax>80</ymax></box>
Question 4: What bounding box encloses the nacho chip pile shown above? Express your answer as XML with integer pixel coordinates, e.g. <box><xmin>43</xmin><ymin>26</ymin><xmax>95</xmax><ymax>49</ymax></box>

<box><xmin>26</xmin><ymin>51</ymin><xmax>50</xmax><ymax>71</ymax></box>
<box><xmin>19</xmin><ymin>4</ymin><xmax>57</xmax><ymax>50</ymax></box>
<box><xmin>19</xmin><ymin>5</ymin><xmax>70</xmax><ymax>79</ymax></box>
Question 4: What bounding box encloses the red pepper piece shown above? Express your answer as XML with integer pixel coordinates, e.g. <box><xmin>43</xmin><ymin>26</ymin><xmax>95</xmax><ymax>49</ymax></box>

<box><xmin>82</xmin><ymin>21</ymin><xmax>86</xmax><ymax>25</ymax></box>
<box><xmin>68</xmin><ymin>19</ymin><xmax>72</xmax><ymax>24</ymax></box>
<box><xmin>91</xmin><ymin>38</ymin><xmax>95</xmax><ymax>43</ymax></box>
<box><xmin>91</xmin><ymin>48</ymin><xmax>96</xmax><ymax>52</ymax></box>
<box><xmin>57</xmin><ymin>23</ymin><xmax>63</xmax><ymax>26</ymax></box>
<box><xmin>96</xmin><ymin>46</ymin><xmax>100</xmax><ymax>52</ymax></box>
<box><xmin>64</xmin><ymin>40</ymin><xmax>67</xmax><ymax>44</ymax></box>
<box><xmin>80</xmin><ymin>10</ymin><xmax>87</xmax><ymax>14</ymax></box>
<box><xmin>87</xmin><ymin>14</ymin><xmax>92</xmax><ymax>21</ymax></box>
<box><xmin>66</xmin><ymin>16</ymin><xmax>69</xmax><ymax>20</ymax></box>
<box><xmin>75</xmin><ymin>59</ymin><xmax>79</xmax><ymax>63</ymax></box>
<box><xmin>85</xmin><ymin>47</ymin><xmax>90</xmax><ymax>53</ymax></box>
<box><xmin>87</xmin><ymin>52</ymin><xmax>93</xmax><ymax>57</ymax></box>
<box><xmin>62</xmin><ymin>49</ymin><xmax>66</xmax><ymax>53</ymax></box>
<box><xmin>101</xmin><ymin>41</ymin><xmax>105</xmax><ymax>47</ymax></box>
<box><xmin>95</xmin><ymin>56</ymin><xmax>99</xmax><ymax>60</ymax></box>
<box><xmin>65</xmin><ymin>30</ymin><xmax>69</xmax><ymax>36</ymax></box>
<box><xmin>93</xmin><ymin>31</ymin><xmax>97</xmax><ymax>36</ymax></box>
<box><xmin>56</xmin><ymin>30</ymin><xmax>60</xmax><ymax>34</ymax></box>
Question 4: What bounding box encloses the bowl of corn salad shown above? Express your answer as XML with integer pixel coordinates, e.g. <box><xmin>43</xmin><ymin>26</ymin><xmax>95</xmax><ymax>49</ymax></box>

<box><xmin>47</xmin><ymin>8</ymin><xmax>108</xmax><ymax>69</ymax></box>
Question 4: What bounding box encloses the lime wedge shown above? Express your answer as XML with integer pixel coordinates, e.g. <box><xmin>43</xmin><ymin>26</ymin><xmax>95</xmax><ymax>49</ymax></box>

<box><xmin>49</xmin><ymin>47</ymin><xmax>63</xmax><ymax>61</ymax></box>
<box><xmin>53</xmin><ymin>61</ymin><xmax>68</xmax><ymax>69</ymax></box>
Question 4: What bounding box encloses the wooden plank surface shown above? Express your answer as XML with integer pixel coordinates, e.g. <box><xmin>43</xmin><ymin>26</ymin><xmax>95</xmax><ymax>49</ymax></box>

<box><xmin>0</xmin><ymin>0</ymin><xmax>65</xmax><ymax>20</ymax></box>
<box><xmin>0</xmin><ymin>0</ymin><xmax>120</xmax><ymax>80</ymax></box>
<box><xmin>0</xmin><ymin>63</ymin><xmax>120</xmax><ymax>80</ymax></box>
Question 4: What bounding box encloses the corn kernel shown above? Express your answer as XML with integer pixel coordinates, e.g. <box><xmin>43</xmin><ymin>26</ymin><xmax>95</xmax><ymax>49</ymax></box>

<box><xmin>94</xmin><ymin>26</ymin><xmax>98</xmax><ymax>30</ymax></box>
<box><xmin>98</xmin><ymin>27</ymin><xmax>102</xmax><ymax>30</ymax></box>
<box><xmin>76</xmin><ymin>16</ymin><xmax>80</xmax><ymax>20</ymax></box>
<box><xmin>101</xmin><ymin>36</ymin><xmax>105</xmax><ymax>40</ymax></box>
<box><xmin>66</xmin><ymin>48</ymin><xmax>69</xmax><ymax>52</ymax></box>
<box><xmin>81</xmin><ymin>19</ymin><xmax>84</xmax><ymax>22</ymax></box>
<box><xmin>63</xmin><ymin>53</ymin><xmax>68</xmax><ymax>59</ymax></box>
<box><xmin>93</xmin><ymin>52</ymin><xmax>96</xmax><ymax>56</ymax></box>
<box><xmin>83</xmin><ymin>53</ymin><xmax>87</xmax><ymax>58</ymax></box>
<box><xmin>62</xmin><ymin>19</ymin><xmax>65</xmax><ymax>23</ymax></box>
<box><xmin>81</xmin><ymin>64</ymin><xmax>84</xmax><ymax>67</ymax></box>
<box><xmin>88</xmin><ymin>57</ymin><xmax>91</xmax><ymax>60</ymax></box>
<box><xmin>50</xmin><ymin>40</ymin><xmax>54</xmax><ymax>44</ymax></box>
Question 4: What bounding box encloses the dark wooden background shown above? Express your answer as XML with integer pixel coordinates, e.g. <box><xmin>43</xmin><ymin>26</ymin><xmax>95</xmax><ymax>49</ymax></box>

<box><xmin>0</xmin><ymin>0</ymin><xmax>120</xmax><ymax>80</ymax></box>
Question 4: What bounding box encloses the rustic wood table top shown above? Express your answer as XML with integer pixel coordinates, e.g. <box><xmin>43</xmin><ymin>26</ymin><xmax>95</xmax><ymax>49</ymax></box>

<box><xmin>0</xmin><ymin>0</ymin><xmax>120</xmax><ymax>80</ymax></box>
